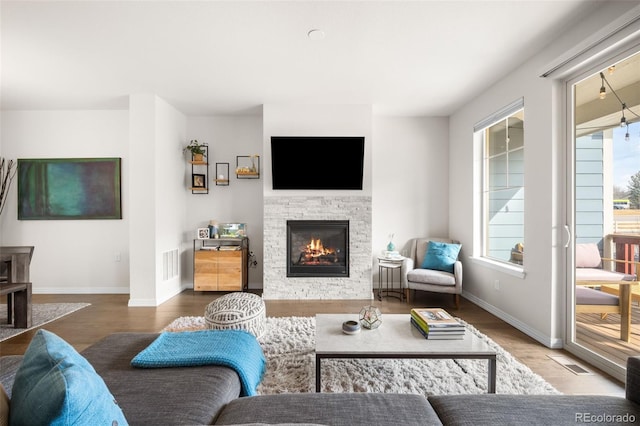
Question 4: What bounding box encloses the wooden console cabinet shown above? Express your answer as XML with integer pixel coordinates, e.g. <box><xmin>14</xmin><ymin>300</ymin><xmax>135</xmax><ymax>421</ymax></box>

<box><xmin>193</xmin><ymin>238</ymin><xmax>248</xmax><ymax>292</ymax></box>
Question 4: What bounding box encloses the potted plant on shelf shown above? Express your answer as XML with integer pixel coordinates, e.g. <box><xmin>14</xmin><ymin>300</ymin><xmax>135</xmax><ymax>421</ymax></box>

<box><xmin>183</xmin><ymin>139</ymin><xmax>207</xmax><ymax>162</ymax></box>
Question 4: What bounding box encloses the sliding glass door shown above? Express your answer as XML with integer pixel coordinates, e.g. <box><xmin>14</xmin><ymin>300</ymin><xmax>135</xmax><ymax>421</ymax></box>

<box><xmin>566</xmin><ymin>49</ymin><xmax>640</xmax><ymax>381</ymax></box>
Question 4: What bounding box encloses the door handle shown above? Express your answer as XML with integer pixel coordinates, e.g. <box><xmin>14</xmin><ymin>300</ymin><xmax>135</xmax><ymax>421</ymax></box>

<box><xmin>564</xmin><ymin>225</ymin><xmax>572</xmax><ymax>248</ymax></box>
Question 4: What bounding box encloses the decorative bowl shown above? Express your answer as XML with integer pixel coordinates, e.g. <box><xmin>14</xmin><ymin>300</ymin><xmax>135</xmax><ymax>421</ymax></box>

<box><xmin>342</xmin><ymin>320</ymin><xmax>361</xmax><ymax>335</ymax></box>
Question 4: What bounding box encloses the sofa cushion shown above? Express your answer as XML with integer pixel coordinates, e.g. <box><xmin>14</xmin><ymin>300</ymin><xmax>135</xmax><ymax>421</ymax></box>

<box><xmin>0</xmin><ymin>355</ymin><xmax>22</xmax><ymax>399</ymax></box>
<box><xmin>9</xmin><ymin>329</ymin><xmax>128</xmax><ymax>426</ymax></box>
<box><xmin>0</xmin><ymin>384</ymin><xmax>8</xmax><ymax>426</ymax></box>
<box><xmin>81</xmin><ymin>332</ymin><xmax>242</xmax><ymax>425</ymax></box>
<box><xmin>576</xmin><ymin>243</ymin><xmax>602</xmax><ymax>268</ymax></box>
<box><xmin>428</xmin><ymin>394</ymin><xmax>640</xmax><ymax>425</ymax></box>
<box><xmin>576</xmin><ymin>267</ymin><xmax>636</xmax><ymax>282</ymax></box>
<box><xmin>221</xmin><ymin>424</ymin><xmax>327</xmax><ymax>426</ymax></box>
<box><xmin>407</xmin><ymin>268</ymin><xmax>456</xmax><ymax>286</ymax></box>
<box><xmin>576</xmin><ymin>286</ymin><xmax>619</xmax><ymax>305</ymax></box>
<box><xmin>421</xmin><ymin>241</ymin><xmax>461</xmax><ymax>273</ymax></box>
<box><xmin>215</xmin><ymin>393</ymin><xmax>443</xmax><ymax>426</ymax></box>
<box><xmin>626</xmin><ymin>356</ymin><xmax>640</xmax><ymax>404</ymax></box>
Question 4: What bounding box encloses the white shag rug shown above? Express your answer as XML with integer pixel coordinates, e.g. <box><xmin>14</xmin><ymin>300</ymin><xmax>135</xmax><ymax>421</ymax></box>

<box><xmin>163</xmin><ymin>315</ymin><xmax>560</xmax><ymax>396</ymax></box>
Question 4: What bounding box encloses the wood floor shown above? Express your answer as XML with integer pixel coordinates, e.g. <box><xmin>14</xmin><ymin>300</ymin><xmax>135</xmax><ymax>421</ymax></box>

<box><xmin>0</xmin><ymin>290</ymin><xmax>627</xmax><ymax>396</ymax></box>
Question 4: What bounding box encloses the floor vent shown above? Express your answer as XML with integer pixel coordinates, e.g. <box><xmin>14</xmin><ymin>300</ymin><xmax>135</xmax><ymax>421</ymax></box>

<box><xmin>548</xmin><ymin>355</ymin><xmax>593</xmax><ymax>375</ymax></box>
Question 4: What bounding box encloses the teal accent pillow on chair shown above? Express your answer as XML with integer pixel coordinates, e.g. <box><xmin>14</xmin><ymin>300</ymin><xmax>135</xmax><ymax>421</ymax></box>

<box><xmin>421</xmin><ymin>241</ymin><xmax>461</xmax><ymax>273</ymax></box>
<box><xmin>10</xmin><ymin>329</ymin><xmax>128</xmax><ymax>425</ymax></box>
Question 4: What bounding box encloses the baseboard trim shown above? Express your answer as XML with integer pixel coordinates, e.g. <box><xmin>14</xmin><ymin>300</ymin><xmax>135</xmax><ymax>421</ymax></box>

<box><xmin>463</xmin><ymin>291</ymin><xmax>564</xmax><ymax>349</ymax></box>
<box><xmin>32</xmin><ymin>287</ymin><xmax>130</xmax><ymax>294</ymax></box>
<box><xmin>128</xmin><ymin>298</ymin><xmax>160</xmax><ymax>307</ymax></box>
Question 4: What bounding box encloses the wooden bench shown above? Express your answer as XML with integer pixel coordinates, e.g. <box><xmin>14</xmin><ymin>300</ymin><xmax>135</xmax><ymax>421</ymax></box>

<box><xmin>0</xmin><ymin>282</ymin><xmax>32</xmax><ymax>328</ymax></box>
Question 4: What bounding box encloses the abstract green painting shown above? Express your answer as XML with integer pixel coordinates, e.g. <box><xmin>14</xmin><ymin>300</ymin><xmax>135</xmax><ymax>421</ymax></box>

<box><xmin>17</xmin><ymin>158</ymin><xmax>122</xmax><ymax>220</ymax></box>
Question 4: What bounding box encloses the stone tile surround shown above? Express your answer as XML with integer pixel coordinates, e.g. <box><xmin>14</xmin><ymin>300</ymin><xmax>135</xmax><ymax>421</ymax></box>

<box><xmin>263</xmin><ymin>195</ymin><xmax>372</xmax><ymax>300</ymax></box>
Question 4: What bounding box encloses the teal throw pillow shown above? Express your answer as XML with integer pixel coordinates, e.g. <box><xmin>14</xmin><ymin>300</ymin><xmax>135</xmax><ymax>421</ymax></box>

<box><xmin>9</xmin><ymin>329</ymin><xmax>128</xmax><ymax>426</ymax></box>
<box><xmin>421</xmin><ymin>241</ymin><xmax>461</xmax><ymax>273</ymax></box>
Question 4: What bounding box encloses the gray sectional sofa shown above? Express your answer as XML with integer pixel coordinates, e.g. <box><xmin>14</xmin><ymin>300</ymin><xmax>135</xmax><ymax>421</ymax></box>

<box><xmin>2</xmin><ymin>332</ymin><xmax>640</xmax><ymax>425</ymax></box>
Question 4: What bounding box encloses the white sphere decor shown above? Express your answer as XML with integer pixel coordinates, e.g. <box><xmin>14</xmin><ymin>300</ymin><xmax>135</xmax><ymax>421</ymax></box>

<box><xmin>359</xmin><ymin>305</ymin><xmax>382</xmax><ymax>329</ymax></box>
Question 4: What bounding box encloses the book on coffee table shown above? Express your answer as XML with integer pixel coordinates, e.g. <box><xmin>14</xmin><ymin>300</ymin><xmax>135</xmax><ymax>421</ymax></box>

<box><xmin>410</xmin><ymin>308</ymin><xmax>466</xmax><ymax>335</ymax></box>
<box><xmin>410</xmin><ymin>317</ymin><xmax>465</xmax><ymax>340</ymax></box>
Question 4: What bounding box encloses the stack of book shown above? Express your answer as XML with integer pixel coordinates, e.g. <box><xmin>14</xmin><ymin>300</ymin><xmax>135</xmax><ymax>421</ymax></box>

<box><xmin>410</xmin><ymin>307</ymin><xmax>466</xmax><ymax>340</ymax></box>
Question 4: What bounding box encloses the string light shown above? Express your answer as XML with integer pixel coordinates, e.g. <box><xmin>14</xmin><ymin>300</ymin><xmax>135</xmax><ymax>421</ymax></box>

<box><xmin>625</xmin><ymin>124</ymin><xmax>630</xmax><ymax>142</ymax></box>
<box><xmin>599</xmin><ymin>71</ymin><xmax>640</xmax><ymax>134</ymax></box>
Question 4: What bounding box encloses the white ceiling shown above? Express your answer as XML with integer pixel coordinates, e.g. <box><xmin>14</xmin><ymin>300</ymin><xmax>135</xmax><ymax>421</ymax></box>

<box><xmin>1</xmin><ymin>0</ymin><xmax>609</xmax><ymax>116</ymax></box>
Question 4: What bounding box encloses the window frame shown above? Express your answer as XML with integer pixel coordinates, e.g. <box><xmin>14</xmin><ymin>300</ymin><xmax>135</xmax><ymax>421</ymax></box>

<box><xmin>474</xmin><ymin>98</ymin><xmax>525</xmax><ymax>269</ymax></box>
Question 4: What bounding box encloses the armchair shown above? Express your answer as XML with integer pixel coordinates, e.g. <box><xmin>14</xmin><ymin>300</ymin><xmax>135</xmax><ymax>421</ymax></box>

<box><xmin>403</xmin><ymin>237</ymin><xmax>462</xmax><ymax>308</ymax></box>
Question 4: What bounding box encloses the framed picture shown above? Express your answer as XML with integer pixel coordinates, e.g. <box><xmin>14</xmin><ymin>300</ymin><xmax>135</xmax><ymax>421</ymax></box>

<box><xmin>17</xmin><ymin>158</ymin><xmax>122</xmax><ymax>220</ymax></box>
<box><xmin>197</xmin><ymin>228</ymin><xmax>210</xmax><ymax>239</ymax></box>
<box><xmin>192</xmin><ymin>174</ymin><xmax>206</xmax><ymax>189</ymax></box>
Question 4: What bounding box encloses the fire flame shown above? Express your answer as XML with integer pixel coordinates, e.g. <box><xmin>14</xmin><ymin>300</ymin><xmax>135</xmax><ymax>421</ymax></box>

<box><xmin>305</xmin><ymin>238</ymin><xmax>336</xmax><ymax>258</ymax></box>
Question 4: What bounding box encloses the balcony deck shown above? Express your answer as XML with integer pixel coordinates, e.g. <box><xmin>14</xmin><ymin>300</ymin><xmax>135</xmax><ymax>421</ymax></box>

<box><xmin>576</xmin><ymin>303</ymin><xmax>640</xmax><ymax>367</ymax></box>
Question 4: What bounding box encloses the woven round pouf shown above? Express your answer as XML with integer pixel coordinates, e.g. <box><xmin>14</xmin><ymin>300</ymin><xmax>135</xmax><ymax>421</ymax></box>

<box><xmin>204</xmin><ymin>292</ymin><xmax>266</xmax><ymax>338</ymax></box>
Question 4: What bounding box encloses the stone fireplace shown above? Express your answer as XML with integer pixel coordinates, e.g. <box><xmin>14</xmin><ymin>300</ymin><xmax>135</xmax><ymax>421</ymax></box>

<box><xmin>263</xmin><ymin>195</ymin><xmax>372</xmax><ymax>300</ymax></box>
<box><xmin>287</xmin><ymin>220</ymin><xmax>349</xmax><ymax>278</ymax></box>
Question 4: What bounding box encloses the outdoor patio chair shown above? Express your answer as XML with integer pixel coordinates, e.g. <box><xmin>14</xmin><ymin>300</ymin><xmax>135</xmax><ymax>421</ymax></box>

<box><xmin>575</xmin><ymin>242</ymin><xmax>639</xmax><ymax>342</ymax></box>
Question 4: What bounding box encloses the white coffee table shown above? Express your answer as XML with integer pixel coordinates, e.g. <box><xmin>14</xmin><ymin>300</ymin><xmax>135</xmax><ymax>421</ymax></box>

<box><xmin>315</xmin><ymin>313</ymin><xmax>497</xmax><ymax>393</ymax></box>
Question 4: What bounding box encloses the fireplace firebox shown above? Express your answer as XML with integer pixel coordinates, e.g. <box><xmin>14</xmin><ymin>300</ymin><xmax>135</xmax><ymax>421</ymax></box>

<box><xmin>286</xmin><ymin>220</ymin><xmax>349</xmax><ymax>277</ymax></box>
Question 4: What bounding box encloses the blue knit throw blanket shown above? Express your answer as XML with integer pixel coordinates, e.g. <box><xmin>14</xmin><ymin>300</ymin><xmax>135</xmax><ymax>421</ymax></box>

<box><xmin>131</xmin><ymin>329</ymin><xmax>265</xmax><ymax>396</ymax></box>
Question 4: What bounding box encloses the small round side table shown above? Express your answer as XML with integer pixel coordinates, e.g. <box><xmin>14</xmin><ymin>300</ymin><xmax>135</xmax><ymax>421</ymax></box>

<box><xmin>377</xmin><ymin>256</ymin><xmax>405</xmax><ymax>301</ymax></box>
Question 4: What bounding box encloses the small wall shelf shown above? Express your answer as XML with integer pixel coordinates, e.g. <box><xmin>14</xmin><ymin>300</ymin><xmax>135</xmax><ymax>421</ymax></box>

<box><xmin>188</xmin><ymin>146</ymin><xmax>209</xmax><ymax>194</ymax></box>
<box><xmin>236</xmin><ymin>155</ymin><xmax>260</xmax><ymax>179</ymax></box>
<box><xmin>215</xmin><ymin>162</ymin><xmax>230</xmax><ymax>186</ymax></box>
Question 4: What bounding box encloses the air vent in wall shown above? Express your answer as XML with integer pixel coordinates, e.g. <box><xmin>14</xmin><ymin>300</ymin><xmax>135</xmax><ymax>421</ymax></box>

<box><xmin>162</xmin><ymin>249</ymin><xmax>179</xmax><ymax>281</ymax></box>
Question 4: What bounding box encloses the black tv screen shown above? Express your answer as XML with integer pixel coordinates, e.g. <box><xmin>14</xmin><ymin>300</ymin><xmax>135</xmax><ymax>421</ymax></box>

<box><xmin>271</xmin><ymin>136</ymin><xmax>365</xmax><ymax>190</ymax></box>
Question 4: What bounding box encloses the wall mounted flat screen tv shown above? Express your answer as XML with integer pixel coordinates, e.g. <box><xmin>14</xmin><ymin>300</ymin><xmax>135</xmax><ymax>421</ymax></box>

<box><xmin>271</xmin><ymin>136</ymin><xmax>365</xmax><ymax>190</ymax></box>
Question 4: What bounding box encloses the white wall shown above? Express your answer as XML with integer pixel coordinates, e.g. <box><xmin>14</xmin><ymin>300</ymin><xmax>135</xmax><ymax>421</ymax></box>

<box><xmin>448</xmin><ymin>1</ymin><xmax>639</xmax><ymax>347</ymax></box>
<box><xmin>449</xmin><ymin>69</ymin><xmax>559</xmax><ymax>346</ymax></box>
<box><xmin>0</xmin><ymin>106</ymin><xmax>452</xmax><ymax>297</ymax></box>
<box><xmin>153</xmin><ymin>97</ymin><xmax>188</xmax><ymax>303</ymax></box>
<box><xmin>0</xmin><ymin>110</ymin><xmax>130</xmax><ymax>293</ymax></box>
<box><xmin>261</xmin><ymin>104</ymin><xmax>375</xmax><ymax>298</ymax></box>
<box><xmin>128</xmin><ymin>94</ymin><xmax>188</xmax><ymax>306</ymax></box>
<box><xmin>372</xmin><ymin>116</ymin><xmax>450</xmax><ymax>258</ymax></box>
<box><xmin>262</xmin><ymin>104</ymin><xmax>373</xmax><ymax>197</ymax></box>
<box><xmin>184</xmin><ymin>115</ymin><xmax>264</xmax><ymax>288</ymax></box>
<box><xmin>259</xmin><ymin>106</ymin><xmax>451</xmax><ymax>293</ymax></box>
